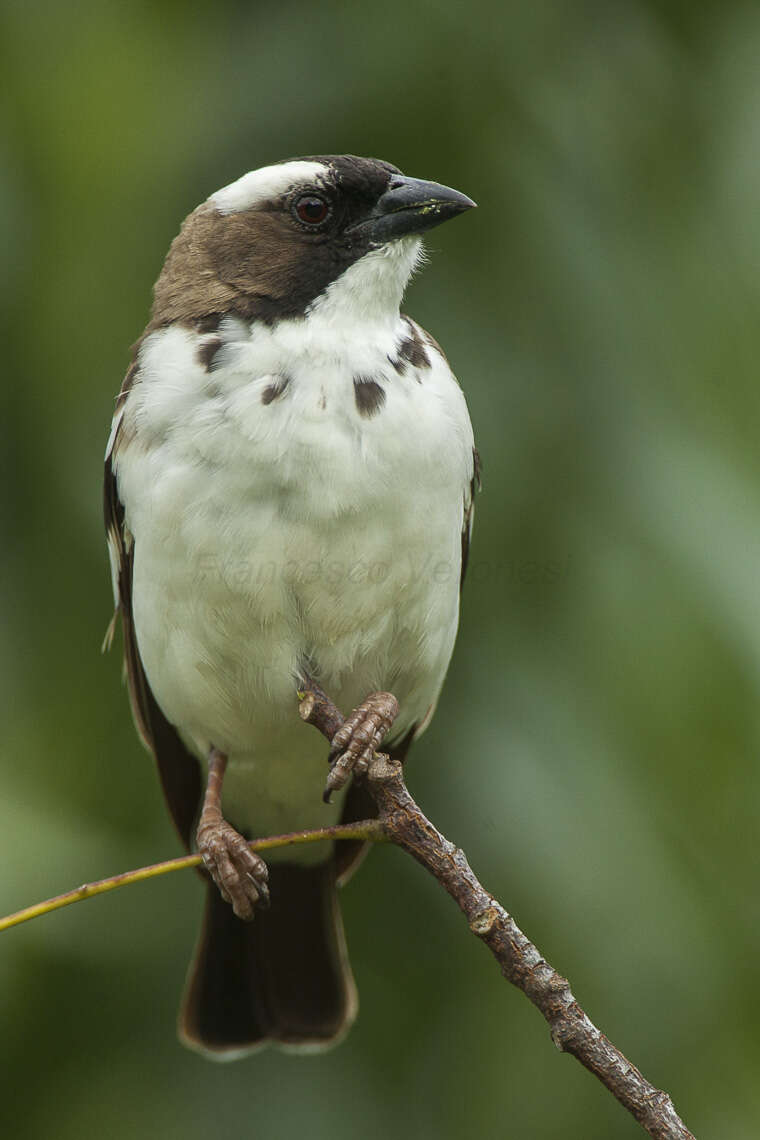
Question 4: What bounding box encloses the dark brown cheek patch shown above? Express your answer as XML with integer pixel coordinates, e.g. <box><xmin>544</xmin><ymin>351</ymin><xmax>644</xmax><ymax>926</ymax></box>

<box><xmin>261</xmin><ymin>374</ymin><xmax>291</xmax><ymax>404</ymax></box>
<box><xmin>353</xmin><ymin>376</ymin><xmax>386</xmax><ymax>418</ymax></box>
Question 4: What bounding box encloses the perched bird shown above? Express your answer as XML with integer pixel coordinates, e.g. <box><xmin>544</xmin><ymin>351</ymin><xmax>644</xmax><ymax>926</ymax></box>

<box><xmin>104</xmin><ymin>155</ymin><xmax>478</xmax><ymax>1057</ymax></box>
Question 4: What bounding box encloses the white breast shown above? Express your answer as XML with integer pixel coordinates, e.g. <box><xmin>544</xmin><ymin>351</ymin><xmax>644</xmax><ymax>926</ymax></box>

<box><xmin>113</xmin><ymin>302</ymin><xmax>474</xmax><ymax>841</ymax></box>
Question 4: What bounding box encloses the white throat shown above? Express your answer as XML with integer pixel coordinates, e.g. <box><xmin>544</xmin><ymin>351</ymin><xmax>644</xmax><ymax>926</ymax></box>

<box><xmin>306</xmin><ymin>236</ymin><xmax>424</xmax><ymax>329</ymax></box>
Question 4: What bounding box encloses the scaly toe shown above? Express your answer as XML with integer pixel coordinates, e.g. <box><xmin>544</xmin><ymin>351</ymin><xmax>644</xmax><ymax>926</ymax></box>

<box><xmin>323</xmin><ymin>691</ymin><xmax>399</xmax><ymax>802</ymax></box>
<box><xmin>197</xmin><ymin>820</ymin><xmax>269</xmax><ymax>921</ymax></box>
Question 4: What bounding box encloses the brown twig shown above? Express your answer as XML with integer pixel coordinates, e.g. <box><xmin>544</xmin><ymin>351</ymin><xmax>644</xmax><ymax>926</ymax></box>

<box><xmin>1</xmin><ymin>690</ymin><xmax>697</xmax><ymax>1137</ymax></box>
<box><xmin>300</xmin><ymin>689</ymin><xmax>696</xmax><ymax>1140</ymax></box>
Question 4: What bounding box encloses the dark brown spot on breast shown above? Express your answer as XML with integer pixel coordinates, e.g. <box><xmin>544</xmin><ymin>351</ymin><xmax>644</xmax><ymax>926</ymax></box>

<box><xmin>261</xmin><ymin>374</ymin><xmax>291</xmax><ymax>405</ymax></box>
<box><xmin>390</xmin><ymin>317</ymin><xmax>431</xmax><ymax>376</ymax></box>
<box><xmin>353</xmin><ymin>376</ymin><xmax>386</xmax><ymax>418</ymax></box>
<box><xmin>197</xmin><ymin>337</ymin><xmax>223</xmax><ymax>372</ymax></box>
<box><xmin>398</xmin><ymin>335</ymin><xmax>430</xmax><ymax>370</ymax></box>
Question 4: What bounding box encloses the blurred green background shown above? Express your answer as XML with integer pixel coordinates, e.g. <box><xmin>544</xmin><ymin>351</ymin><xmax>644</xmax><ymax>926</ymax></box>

<box><xmin>3</xmin><ymin>0</ymin><xmax>759</xmax><ymax>1135</ymax></box>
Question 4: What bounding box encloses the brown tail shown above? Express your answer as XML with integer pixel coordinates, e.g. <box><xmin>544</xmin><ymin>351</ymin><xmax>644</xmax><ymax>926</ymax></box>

<box><xmin>178</xmin><ymin>860</ymin><xmax>357</xmax><ymax>1057</ymax></box>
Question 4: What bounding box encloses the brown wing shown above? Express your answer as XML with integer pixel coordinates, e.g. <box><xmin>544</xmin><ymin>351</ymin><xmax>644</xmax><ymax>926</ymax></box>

<box><xmin>460</xmin><ymin>446</ymin><xmax>481</xmax><ymax>589</ymax></box>
<box><xmin>104</xmin><ymin>362</ymin><xmax>202</xmax><ymax>851</ymax></box>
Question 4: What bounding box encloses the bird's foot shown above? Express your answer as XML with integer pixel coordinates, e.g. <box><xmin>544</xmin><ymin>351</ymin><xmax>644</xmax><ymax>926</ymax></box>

<box><xmin>324</xmin><ymin>691</ymin><xmax>399</xmax><ymax>803</ymax></box>
<box><xmin>197</xmin><ymin>817</ymin><xmax>270</xmax><ymax>921</ymax></box>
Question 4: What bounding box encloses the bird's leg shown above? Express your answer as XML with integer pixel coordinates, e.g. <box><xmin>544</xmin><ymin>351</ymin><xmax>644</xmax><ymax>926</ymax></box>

<box><xmin>323</xmin><ymin>692</ymin><xmax>399</xmax><ymax>803</ymax></box>
<box><xmin>196</xmin><ymin>746</ymin><xmax>269</xmax><ymax>921</ymax></box>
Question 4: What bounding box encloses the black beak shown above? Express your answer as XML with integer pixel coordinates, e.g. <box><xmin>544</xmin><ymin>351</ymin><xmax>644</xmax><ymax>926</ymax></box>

<box><xmin>349</xmin><ymin>175</ymin><xmax>476</xmax><ymax>245</ymax></box>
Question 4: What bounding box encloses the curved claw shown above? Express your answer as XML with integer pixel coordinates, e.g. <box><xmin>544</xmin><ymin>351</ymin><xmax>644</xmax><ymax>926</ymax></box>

<box><xmin>197</xmin><ymin>820</ymin><xmax>269</xmax><ymax>921</ymax></box>
<box><xmin>324</xmin><ymin>691</ymin><xmax>399</xmax><ymax>802</ymax></box>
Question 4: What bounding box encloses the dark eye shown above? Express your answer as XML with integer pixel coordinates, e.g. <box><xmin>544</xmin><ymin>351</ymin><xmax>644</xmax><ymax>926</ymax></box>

<box><xmin>294</xmin><ymin>195</ymin><xmax>330</xmax><ymax>226</ymax></box>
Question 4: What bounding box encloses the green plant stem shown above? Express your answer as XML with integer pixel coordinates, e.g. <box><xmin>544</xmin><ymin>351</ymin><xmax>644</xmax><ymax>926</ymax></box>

<box><xmin>0</xmin><ymin>819</ymin><xmax>384</xmax><ymax>933</ymax></box>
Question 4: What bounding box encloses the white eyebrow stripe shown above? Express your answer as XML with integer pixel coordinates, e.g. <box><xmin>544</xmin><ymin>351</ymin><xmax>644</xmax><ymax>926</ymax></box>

<box><xmin>208</xmin><ymin>161</ymin><xmax>328</xmax><ymax>214</ymax></box>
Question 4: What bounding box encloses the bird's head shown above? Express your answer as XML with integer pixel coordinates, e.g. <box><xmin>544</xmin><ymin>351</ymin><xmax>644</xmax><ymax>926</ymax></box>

<box><xmin>150</xmin><ymin>155</ymin><xmax>475</xmax><ymax>328</ymax></box>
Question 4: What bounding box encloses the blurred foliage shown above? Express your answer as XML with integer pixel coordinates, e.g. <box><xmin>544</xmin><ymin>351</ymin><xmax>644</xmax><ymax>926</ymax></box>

<box><xmin>3</xmin><ymin>0</ymin><xmax>760</xmax><ymax>1135</ymax></box>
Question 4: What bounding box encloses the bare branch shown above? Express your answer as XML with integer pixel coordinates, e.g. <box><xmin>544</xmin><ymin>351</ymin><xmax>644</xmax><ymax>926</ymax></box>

<box><xmin>2</xmin><ymin>688</ymin><xmax>697</xmax><ymax>1138</ymax></box>
<box><xmin>300</xmin><ymin>688</ymin><xmax>696</xmax><ymax>1140</ymax></box>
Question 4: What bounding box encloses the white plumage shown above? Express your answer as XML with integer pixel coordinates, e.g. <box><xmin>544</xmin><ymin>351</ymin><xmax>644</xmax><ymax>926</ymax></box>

<box><xmin>110</xmin><ymin>231</ymin><xmax>475</xmax><ymax>850</ymax></box>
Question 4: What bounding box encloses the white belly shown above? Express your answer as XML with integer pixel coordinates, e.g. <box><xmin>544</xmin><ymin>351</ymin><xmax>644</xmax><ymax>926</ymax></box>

<box><xmin>114</xmin><ymin>317</ymin><xmax>473</xmax><ymax>843</ymax></box>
